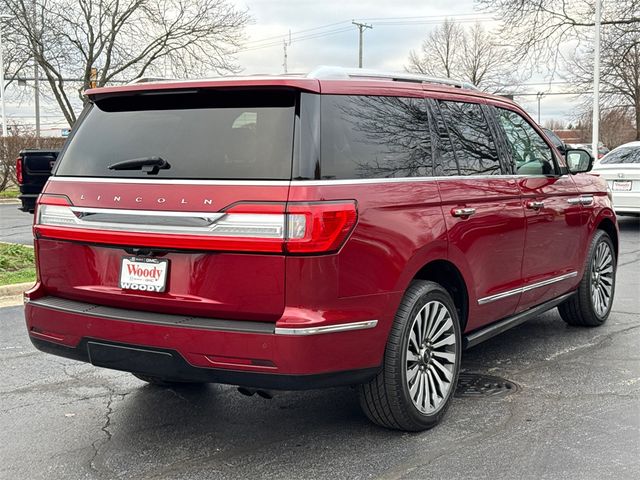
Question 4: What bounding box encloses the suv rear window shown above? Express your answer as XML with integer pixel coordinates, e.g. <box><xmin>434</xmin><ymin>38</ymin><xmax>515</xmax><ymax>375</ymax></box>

<box><xmin>56</xmin><ymin>89</ymin><xmax>296</xmax><ymax>180</ymax></box>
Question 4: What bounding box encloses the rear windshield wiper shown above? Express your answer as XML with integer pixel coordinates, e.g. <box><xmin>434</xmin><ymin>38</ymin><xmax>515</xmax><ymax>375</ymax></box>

<box><xmin>108</xmin><ymin>156</ymin><xmax>170</xmax><ymax>175</ymax></box>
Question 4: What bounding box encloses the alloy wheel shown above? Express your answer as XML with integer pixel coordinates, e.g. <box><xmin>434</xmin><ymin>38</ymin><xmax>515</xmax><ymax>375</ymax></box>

<box><xmin>405</xmin><ymin>300</ymin><xmax>457</xmax><ymax>414</ymax></box>
<box><xmin>591</xmin><ymin>241</ymin><xmax>614</xmax><ymax>317</ymax></box>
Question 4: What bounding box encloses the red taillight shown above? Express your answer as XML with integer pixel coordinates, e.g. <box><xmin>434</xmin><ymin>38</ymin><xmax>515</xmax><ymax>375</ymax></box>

<box><xmin>34</xmin><ymin>197</ymin><xmax>358</xmax><ymax>255</ymax></box>
<box><xmin>285</xmin><ymin>201</ymin><xmax>358</xmax><ymax>254</ymax></box>
<box><xmin>38</xmin><ymin>194</ymin><xmax>72</xmax><ymax>206</ymax></box>
<box><xmin>16</xmin><ymin>157</ymin><xmax>23</xmax><ymax>184</ymax></box>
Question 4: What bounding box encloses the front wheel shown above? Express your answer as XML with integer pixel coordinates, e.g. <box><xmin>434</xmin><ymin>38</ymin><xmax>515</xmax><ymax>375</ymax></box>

<box><xmin>559</xmin><ymin>230</ymin><xmax>616</xmax><ymax>327</ymax></box>
<box><xmin>359</xmin><ymin>280</ymin><xmax>461</xmax><ymax>431</ymax></box>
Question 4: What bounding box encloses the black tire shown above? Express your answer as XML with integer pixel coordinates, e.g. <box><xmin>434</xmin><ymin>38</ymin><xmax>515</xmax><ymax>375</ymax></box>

<box><xmin>132</xmin><ymin>373</ymin><xmax>204</xmax><ymax>387</ymax></box>
<box><xmin>558</xmin><ymin>230</ymin><xmax>616</xmax><ymax>327</ymax></box>
<box><xmin>358</xmin><ymin>280</ymin><xmax>462</xmax><ymax>431</ymax></box>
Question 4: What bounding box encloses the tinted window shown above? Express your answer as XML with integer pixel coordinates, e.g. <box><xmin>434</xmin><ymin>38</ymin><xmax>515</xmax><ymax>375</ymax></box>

<box><xmin>438</xmin><ymin>101</ymin><xmax>501</xmax><ymax>176</ymax></box>
<box><xmin>321</xmin><ymin>95</ymin><xmax>433</xmax><ymax>179</ymax></box>
<box><xmin>497</xmin><ymin>109</ymin><xmax>555</xmax><ymax>175</ymax></box>
<box><xmin>542</xmin><ymin>128</ymin><xmax>565</xmax><ymax>150</ymax></box>
<box><xmin>56</xmin><ymin>90</ymin><xmax>296</xmax><ymax>180</ymax></box>
<box><xmin>600</xmin><ymin>146</ymin><xmax>640</xmax><ymax>164</ymax></box>
<box><xmin>429</xmin><ymin>100</ymin><xmax>459</xmax><ymax>176</ymax></box>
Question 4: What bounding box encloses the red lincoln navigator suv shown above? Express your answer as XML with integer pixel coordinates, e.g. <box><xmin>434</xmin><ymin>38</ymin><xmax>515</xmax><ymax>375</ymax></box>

<box><xmin>25</xmin><ymin>67</ymin><xmax>618</xmax><ymax>431</ymax></box>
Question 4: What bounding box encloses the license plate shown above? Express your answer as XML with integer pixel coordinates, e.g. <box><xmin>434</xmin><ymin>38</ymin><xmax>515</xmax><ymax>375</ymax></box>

<box><xmin>612</xmin><ymin>180</ymin><xmax>632</xmax><ymax>192</ymax></box>
<box><xmin>119</xmin><ymin>257</ymin><xmax>169</xmax><ymax>292</ymax></box>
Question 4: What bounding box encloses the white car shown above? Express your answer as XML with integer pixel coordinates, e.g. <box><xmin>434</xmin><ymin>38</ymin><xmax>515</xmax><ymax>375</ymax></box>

<box><xmin>592</xmin><ymin>141</ymin><xmax>640</xmax><ymax>216</ymax></box>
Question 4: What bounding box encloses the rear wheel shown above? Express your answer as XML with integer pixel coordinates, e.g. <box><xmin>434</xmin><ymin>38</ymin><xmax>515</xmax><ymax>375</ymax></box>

<box><xmin>559</xmin><ymin>230</ymin><xmax>616</xmax><ymax>327</ymax></box>
<box><xmin>359</xmin><ymin>280</ymin><xmax>461</xmax><ymax>431</ymax></box>
<box><xmin>132</xmin><ymin>373</ymin><xmax>204</xmax><ymax>387</ymax></box>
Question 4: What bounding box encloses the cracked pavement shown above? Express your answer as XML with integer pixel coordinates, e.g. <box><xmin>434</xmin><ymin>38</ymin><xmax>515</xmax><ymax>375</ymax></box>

<box><xmin>0</xmin><ymin>217</ymin><xmax>638</xmax><ymax>479</ymax></box>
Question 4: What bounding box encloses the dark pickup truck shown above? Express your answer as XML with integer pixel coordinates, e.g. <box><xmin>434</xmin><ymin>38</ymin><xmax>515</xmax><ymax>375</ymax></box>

<box><xmin>17</xmin><ymin>149</ymin><xmax>61</xmax><ymax>213</ymax></box>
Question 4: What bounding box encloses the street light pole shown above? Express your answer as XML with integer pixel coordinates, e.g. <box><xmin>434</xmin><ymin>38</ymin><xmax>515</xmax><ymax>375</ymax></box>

<box><xmin>592</xmin><ymin>0</ymin><xmax>602</xmax><ymax>160</ymax></box>
<box><xmin>0</xmin><ymin>15</ymin><xmax>10</xmax><ymax>137</ymax></box>
<box><xmin>536</xmin><ymin>92</ymin><xmax>545</xmax><ymax>124</ymax></box>
<box><xmin>32</xmin><ymin>0</ymin><xmax>40</xmax><ymax>144</ymax></box>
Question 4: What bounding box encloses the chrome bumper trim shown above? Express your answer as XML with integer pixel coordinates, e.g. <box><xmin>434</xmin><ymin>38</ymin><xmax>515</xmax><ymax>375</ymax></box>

<box><xmin>274</xmin><ymin>320</ymin><xmax>378</xmax><ymax>336</ymax></box>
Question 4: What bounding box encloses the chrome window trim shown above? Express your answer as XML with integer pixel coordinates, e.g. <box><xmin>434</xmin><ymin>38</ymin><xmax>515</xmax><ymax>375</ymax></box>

<box><xmin>49</xmin><ymin>174</ymin><xmax>555</xmax><ymax>187</ymax></box>
<box><xmin>274</xmin><ymin>319</ymin><xmax>378</xmax><ymax>336</ymax></box>
<box><xmin>477</xmin><ymin>272</ymin><xmax>578</xmax><ymax>305</ymax></box>
<box><xmin>49</xmin><ymin>177</ymin><xmax>291</xmax><ymax>186</ymax></box>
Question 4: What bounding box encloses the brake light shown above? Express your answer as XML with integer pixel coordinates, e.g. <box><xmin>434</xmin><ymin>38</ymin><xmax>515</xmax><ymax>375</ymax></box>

<box><xmin>34</xmin><ymin>196</ymin><xmax>358</xmax><ymax>254</ymax></box>
<box><xmin>16</xmin><ymin>157</ymin><xmax>23</xmax><ymax>184</ymax></box>
<box><xmin>285</xmin><ymin>202</ymin><xmax>358</xmax><ymax>253</ymax></box>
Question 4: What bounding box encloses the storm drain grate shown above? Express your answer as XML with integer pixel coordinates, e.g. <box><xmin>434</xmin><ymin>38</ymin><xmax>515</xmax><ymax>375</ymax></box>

<box><xmin>455</xmin><ymin>373</ymin><xmax>518</xmax><ymax>398</ymax></box>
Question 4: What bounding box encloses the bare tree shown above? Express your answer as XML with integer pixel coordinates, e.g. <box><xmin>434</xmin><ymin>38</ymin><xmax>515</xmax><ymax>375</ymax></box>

<box><xmin>406</xmin><ymin>19</ymin><xmax>524</xmax><ymax>93</ymax></box>
<box><xmin>0</xmin><ymin>127</ymin><xmax>66</xmax><ymax>191</ymax></box>
<box><xmin>407</xmin><ymin>19</ymin><xmax>462</xmax><ymax>79</ymax></box>
<box><xmin>572</xmin><ymin>108</ymin><xmax>637</xmax><ymax>148</ymax></box>
<box><xmin>478</xmin><ymin>0</ymin><xmax>640</xmax><ymax>66</ymax></box>
<box><xmin>543</xmin><ymin>119</ymin><xmax>566</xmax><ymax>130</ymax></box>
<box><xmin>3</xmin><ymin>0</ymin><xmax>250</xmax><ymax>126</ymax></box>
<box><xmin>564</xmin><ymin>24</ymin><xmax>640</xmax><ymax>140</ymax></box>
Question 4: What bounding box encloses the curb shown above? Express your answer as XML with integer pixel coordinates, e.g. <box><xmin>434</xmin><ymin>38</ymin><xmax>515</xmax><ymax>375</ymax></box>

<box><xmin>0</xmin><ymin>282</ymin><xmax>34</xmax><ymax>298</ymax></box>
<box><xmin>0</xmin><ymin>198</ymin><xmax>20</xmax><ymax>205</ymax></box>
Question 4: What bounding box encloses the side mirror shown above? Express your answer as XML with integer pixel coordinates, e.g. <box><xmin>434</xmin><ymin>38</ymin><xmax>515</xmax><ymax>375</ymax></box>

<box><xmin>565</xmin><ymin>149</ymin><xmax>594</xmax><ymax>174</ymax></box>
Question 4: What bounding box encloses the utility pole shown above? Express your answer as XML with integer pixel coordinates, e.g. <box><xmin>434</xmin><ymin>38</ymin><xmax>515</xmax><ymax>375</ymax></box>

<box><xmin>282</xmin><ymin>30</ymin><xmax>291</xmax><ymax>74</ymax></box>
<box><xmin>592</xmin><ymin>0</ymin><xmax>602</xmax><ymax>160</ymax></box>
<box><xmin>352</xmin><ymin>21</ymin><xmax>372</xmax><ymax>68</ymax></box>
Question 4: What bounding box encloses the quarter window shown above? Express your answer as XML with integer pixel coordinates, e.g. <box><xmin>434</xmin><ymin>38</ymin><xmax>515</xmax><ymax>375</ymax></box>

<box><xmin>496</xmin><ymin>108</ymin><xmax>555</xmax><ymax>175</ymax></box>
<box><xmin>438</xmin><ymin>101</ymin><xmax>501</xmax><ymax>176</ymax></box>
<box><xmin>321</xmin><ymin>95</ymin><xmax>434</xmax><ymax>179</ymax></box>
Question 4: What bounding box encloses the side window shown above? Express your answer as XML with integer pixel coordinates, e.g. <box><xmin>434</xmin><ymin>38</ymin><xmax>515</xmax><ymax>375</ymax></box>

<box><xmin>428</xmin><ymin>100</ymin><xmax>459</xmax><ymax>176</ymax></box>
<box><xmin>321</xmin><ymin>95</ymin><xmax>433</xmax><ymax>179</ymax></box>
<box><xmin>496</xmin><ymin>108</ymin><xmax>555</xmax><ymax>175</ymax></box>
<box><xmin>438</xmin><ymin>100</ymin><xmax>501</xmax><ymax>176</ymax></box>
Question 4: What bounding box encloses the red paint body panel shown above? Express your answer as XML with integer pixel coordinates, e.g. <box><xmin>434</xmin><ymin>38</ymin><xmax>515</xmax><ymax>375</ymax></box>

<box><xmin>516</xmin><ymin>175</ymin><xmax>585</xmax><ymax>309</ymax></box>
<box><xmin>37</xmin><ymin>179</ymin><xmax>290</xmax><ymax>320</ymax></box>
<box><xmin>437</xmin><ymin>177</ymin><xmax>526</xmax><ymax>330</ymax></box>
<box><xmin>25</xmin><ymin>77</ymin><xmax>619</xmax><ymax>388</ymax></box>
<box><xmin>25</xmin><ymin>301</ymin><xmax>383</xmax><ymax>374</ymax></box>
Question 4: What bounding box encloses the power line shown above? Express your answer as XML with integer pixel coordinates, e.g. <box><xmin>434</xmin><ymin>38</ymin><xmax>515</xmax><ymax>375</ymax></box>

<box><xmin>238</xmin><ymin>13</ymin><xmax>495</xmax><ymax>53</ymax></box>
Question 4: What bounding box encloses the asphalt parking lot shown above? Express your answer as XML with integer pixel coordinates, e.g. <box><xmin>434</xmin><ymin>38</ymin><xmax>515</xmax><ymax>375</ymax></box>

<box><xmin>0</xmin><ymin>204</ymin><xmax>34</xmax><ymax>246</ymax></box>
<box><xmin>1</xmin><ymin>217</ymin><xmax>638</xmax><ymax>479</ymax></box>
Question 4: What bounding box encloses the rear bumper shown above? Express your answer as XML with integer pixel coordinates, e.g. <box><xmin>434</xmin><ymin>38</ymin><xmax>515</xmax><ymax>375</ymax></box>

<box><xmin>25</xmin><ymin>295</ymin><xmax>386</xmax><ymax>389</ymax></box>
<box><xmin>612</xmin><ymin>192</ymin><xmax>640</xmax><ymax>215</ymax></box>
<box><xmin>30</xmin><ymin>337</ymin><xmax>379</xmax><ymax>390</ymax></box>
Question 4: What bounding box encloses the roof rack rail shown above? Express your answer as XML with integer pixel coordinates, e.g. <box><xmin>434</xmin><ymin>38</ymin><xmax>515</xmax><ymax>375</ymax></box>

<box><xmin>307</xmin><ymin>66</ymin><xmax>479</xmax><ymax>90</ymax></box>
<box><xmin>127</xmin><ymin>76</ymin><xmax>174</xmax><ymax>85</ymax></box>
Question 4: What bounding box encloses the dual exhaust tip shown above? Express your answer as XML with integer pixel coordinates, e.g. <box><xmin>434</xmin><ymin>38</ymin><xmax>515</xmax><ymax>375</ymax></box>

<box><xmin>237</xmin><ymin>386</ymin><xmax>274</xmax><ymax>399</ymax></box>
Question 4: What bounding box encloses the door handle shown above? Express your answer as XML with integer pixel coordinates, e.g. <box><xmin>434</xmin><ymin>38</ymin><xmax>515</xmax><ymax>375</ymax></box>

<box><xmin>452</xmin><ymin>207</ymin><xmax>476</xmax><ymax>218</ymax></box>
<box><xmin>567</xmin><ymin>196</ymin><xmax>594</xmax><ymax>206</ymax></box>
<box><xmin>526</xmin><ymin>201</ymin><xmax>544</xmax><ymax>210</ymax></box>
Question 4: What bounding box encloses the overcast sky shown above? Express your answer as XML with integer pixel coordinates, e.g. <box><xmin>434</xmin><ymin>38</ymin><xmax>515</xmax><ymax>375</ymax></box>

<box><xmin>4</xmin><ymin>0</ymin><xmax>582</xmax><ymax>133</ymax></box>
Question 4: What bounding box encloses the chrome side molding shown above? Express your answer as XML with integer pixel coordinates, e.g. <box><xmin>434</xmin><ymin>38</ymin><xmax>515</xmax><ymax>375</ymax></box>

<box><xmin>477</xmin><ymin>272</ymin><xmax>578</xmax><ymax>305</ymax></box>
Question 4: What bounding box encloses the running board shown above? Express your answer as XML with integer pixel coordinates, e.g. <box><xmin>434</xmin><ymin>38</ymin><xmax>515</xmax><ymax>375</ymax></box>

<box><xmin>463</xmin><ymin>292</ymin><xmax>575</xmax><ymax>349</ymax></box>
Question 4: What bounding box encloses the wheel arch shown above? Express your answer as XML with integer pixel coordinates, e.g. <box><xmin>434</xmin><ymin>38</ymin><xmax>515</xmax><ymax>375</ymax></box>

<box><xmin>596</xmin><ymin>216</ymin><xmax>619</xmax><ymax>257</ymax></box>
<box><xmin>412</xmin><ymin>260</ymin><xmax>469</xmax><ymax>333</ymax></box>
